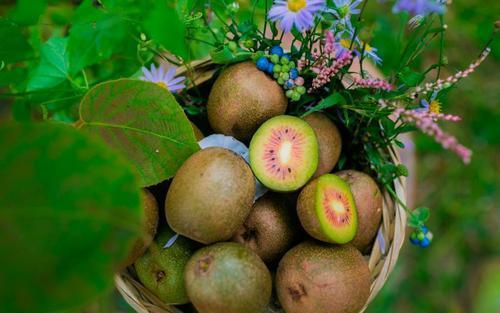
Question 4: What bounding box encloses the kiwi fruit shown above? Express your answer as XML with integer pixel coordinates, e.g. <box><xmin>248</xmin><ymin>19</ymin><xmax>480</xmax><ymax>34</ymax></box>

<box><xmin>207</xmin><ymin>61</ymin><xmax>287</xmax><ymax>141</ymax></box>
<box><xmin>275</xmin><ymin>242</ymin><xmax>370</xmax><ymax>313</ymax></box>
<box><xmin>303</xmin><ymin>113</ymin><xmax>342</xmax><ymax>177</ymax></box>
<box><xmin>337</xmin><ymin>170</ymin><xmax>383</xmax><ymax>251</ymax></box>
<box><xmin>120</xmin><ymin>189</ymin><xmax>159</xmax><ymax>268</ymax></box>
<box><xmin>249</xmin><ymin>115</ymin><xmax>319</xmax><ymax>192</ymax></box>
<box><xmin>191</xmin><ymin>122</ymin><xmax>204</xmax><ymax>140</ymax></box>
<box><xmin>297</xmin><ymin>174</ymin><xmax>358</xmax><ymax>244</ymax></box>
<box><xmin>184</xmin><ymin>242</ymin><xmax>272</xmax><ymax>313</ymax></box>
<box><xmin>232</xmin><ymin>193</ymin><xmax>297</xmax><ymax>262</ymax></box>
<box><xmin>165</xmin><ymin>147</ymin><xmax>255</xmax><ymax>244</ymax></box>
<box><xmin>134</xmin><ymin>227</ymin><xmax>196</xmax><ymax>305</ymax></box>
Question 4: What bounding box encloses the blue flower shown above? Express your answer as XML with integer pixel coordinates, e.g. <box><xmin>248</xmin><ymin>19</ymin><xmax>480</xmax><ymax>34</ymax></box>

<box><xmin>393</xmin><ymin>0</ymin><xmax>446</xmax><ymax>16</ymax></box>
<box><xmin>268</xmin><ymin>0</ymin><xmax>326</xmax><ymax>33</ymax></box>
<box><xmin>141</xmin><ymin>64</ymin><xmax>186</xmax><ymax>93</ymax></box>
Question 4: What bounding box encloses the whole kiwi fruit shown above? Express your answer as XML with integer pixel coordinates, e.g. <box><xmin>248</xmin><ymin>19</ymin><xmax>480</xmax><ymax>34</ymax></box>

<box><xmin>134</xmin><ymin>227</ymin><xmax>197</xmax><ymax>304</ymax></box>
<box><xmin>232</xmin><ymin>193</ymin><xmax>297</xmax><ymax>263</ymax></box>
<box><xmin>276</xmin><ymin>241</ymin><xmax>370</xmax><ymax>313</ymax></box>
<box><xmin>165</xmin><ymin>147</ymin><xmax>255</xmax><ymax>244</ymax></box>
<box><xmin>207</xmin><ymin>61</ymin><xmax>287</xmax><ymax>141</ymax></box>
<box><xmin>336</xmin><ymin>170</ymin><xmax>383</xmax><ymax>252</ymax></box>
<box><xmin>303</xmin><ymin>112</ymin><xmax>342</xmax><ymax>178</ymax></box>
<box><xmin>184</xmin><ymin>242</ymin><xmax>272</xmax><ymax>313</ymax></box>
<box><xmin>120</xmin><ymin>189</ymin><xmax>159</xmax><ymax>268</ymax></box>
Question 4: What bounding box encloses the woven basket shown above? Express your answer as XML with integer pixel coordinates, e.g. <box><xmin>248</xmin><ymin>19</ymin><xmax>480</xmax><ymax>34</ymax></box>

<box><xmin>115</xmin><ymin>58</ymin><xmax>408</xmax><ymax>313</ymax></box>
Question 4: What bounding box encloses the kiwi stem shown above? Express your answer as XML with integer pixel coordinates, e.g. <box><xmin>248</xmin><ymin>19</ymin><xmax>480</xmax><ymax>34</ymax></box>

<box><xmin>384</xmin><ymin>183</ymin><xmax>410</xmax><ymax>213</ymax></box>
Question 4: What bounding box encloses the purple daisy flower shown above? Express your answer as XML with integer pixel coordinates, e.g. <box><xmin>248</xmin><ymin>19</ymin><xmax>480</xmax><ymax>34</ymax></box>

<box><xmin>268</xmin><ymin>0</ymin><xmax>326</xmax><ymax>33</ymax></box>
<box><xmin>393</xmin><ymin>0</ymin><xmax>446</xmax><ymax>16</ymax></box>
<box><xmin>140</xmin><ymin>64</ymin><xmax>186</xmax><ymax>93</ymax></box>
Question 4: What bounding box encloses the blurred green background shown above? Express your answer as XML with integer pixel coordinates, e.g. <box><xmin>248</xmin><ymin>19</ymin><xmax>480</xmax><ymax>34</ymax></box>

<box><xmin>1</xmin><ymin>0</ymin><xmax>499</xmax><ymax>312</ymax></box>
<box><xmin>367</xmin><ymin>1</ymin><xmax>500</xmax><ymax>313</ymax></box>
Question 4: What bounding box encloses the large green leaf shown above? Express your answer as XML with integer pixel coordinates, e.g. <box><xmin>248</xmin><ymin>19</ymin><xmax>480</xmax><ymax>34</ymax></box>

<box><xmin>143</xmin><ymin>1</ymin><xmax>189</xmax><ymax>60</ymax></box>
<box><xmin>0</xmin><ymin>18</ymin><xmax>33</xmax><ymax>63</ymax></box>
<box><xmin>68</xmin><ymin>0</ymin><xmax>132</xmax><ymax>74</ymax></box>
<box><xmin>27</xmin><ymin>37</ymin><xmax>71</xmax><ymax>91</ymax></box>
<box><xmin>8</xmin><ymin>0</ymin><xmax>47</xmax><ymax>26</ymax></box>
<box><xmin>0</xmin><ymin>123</ymin><xmax>142</xmax><ymax>313</ymax></box>
<box><xmin>78</xmin><ymin>79</ymin><xmax>200</xmax><ymax>186</ymax></box>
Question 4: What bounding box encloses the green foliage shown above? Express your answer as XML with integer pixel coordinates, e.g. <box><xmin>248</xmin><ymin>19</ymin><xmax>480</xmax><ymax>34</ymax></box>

<box><xmin>144</xmin><ymin>0</ymin><xmax>188</xmax><ymax>60</ymax></box>
<box><xmin>0</xmin><ymin>19</ymin><xmax>33</xmax><ymax>63</ymax></box>
<box><xmin>302</xmin><ymin>92</ymin><xmax>346</xmax><ymax>116</ymax></box>
<box><xmin>408</xmin><ymin>207</ymin><xmax>430</xmax><ymax>228</ymax></box>
<box><xmin>398</xmin><ymin>67</ymin><xmax>425</xmax><ymax>87</ymax></box>
<box><xmin>7</xmin><ymin>0</ymin><xmax>47</xmax><ymax>26</ymax></box>
<box><xmin>68</xmin><ymin>0</ymin><xmax>134</xmax><ymax>74</ymax></box>
<box><xmin>78</xmin><ymin>79</ymin><xmax>200</xmax><ymax>187</ymax></box>
<box><xmin>27</xmin><ymin>37</ymin><xmax>71</xmax><ymax>91</ymax></box>
<box><xmin>0</xmin><ymin>123</ymin><xmax>142</xmax><ymax>313</ymax></box>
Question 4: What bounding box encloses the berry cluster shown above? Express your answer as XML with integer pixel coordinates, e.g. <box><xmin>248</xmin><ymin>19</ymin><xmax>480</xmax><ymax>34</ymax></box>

<box><xmin>253</xmin><ymin>46</ymin><xmax>306</xmax><ymax>102</ymax></box>
<box><xmin>409</xmin><ymin>226</ymin><xmax>433</xmax><ymax>248</ymax></box>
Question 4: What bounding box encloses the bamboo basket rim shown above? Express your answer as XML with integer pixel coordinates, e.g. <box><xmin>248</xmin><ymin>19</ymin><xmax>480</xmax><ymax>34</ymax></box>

<box><xmin>115</xmin><ymin>59</ymin><xmax>408</xmax><ymax>313</ymax></box>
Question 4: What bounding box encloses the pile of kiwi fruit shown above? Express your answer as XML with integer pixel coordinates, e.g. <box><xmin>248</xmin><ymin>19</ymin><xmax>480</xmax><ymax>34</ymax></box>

<box><xmin>123</xmin><ymin>61</ymin><xmax>385</xmax><ymax>313</ymax></box>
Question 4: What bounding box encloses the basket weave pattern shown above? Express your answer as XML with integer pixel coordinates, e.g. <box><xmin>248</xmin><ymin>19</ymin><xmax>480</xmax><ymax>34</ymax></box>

<box><xmin>115</xmin><ymin>60</ymin><xmax>408</xmax><ymax>313</ymax></box>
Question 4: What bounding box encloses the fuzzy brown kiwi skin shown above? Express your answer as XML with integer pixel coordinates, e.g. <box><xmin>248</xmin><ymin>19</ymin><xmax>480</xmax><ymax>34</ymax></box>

<box><xmin>232</xmin><ymin>193</ymin><xmax>298</xmax><ymax>263</ymax></box>
<box><xmin>275</xmin><ymin>241</ymin><xmax>371</xmax><ymax>313</ymax></box>
<box><xmin>165</xmin><ymin>147</ymin><xmax>255</xmax><ymax>244</ymax></box>
<box><xmin>336</xmin><ymin>170</ymin><xmax>383</xmax><ymax>252</ymax></box>
<box><xmin>120</xmin><ymin>189</ymin><xmax>159</xmax><ymax>268</ymax></box>
<box><xmin>184</xmin><ymin>242</ymin><xmax>272</xmax><ymax>313</ymax></box>
<box><xmin>207</xmin><ymin>61</ymin><xmax>287</xmax><ymax>141</ymax></box>
<box><xmin>303</xmin><ymin>113</ymin><xmax>342</xmax><ymax>178</ymax></box>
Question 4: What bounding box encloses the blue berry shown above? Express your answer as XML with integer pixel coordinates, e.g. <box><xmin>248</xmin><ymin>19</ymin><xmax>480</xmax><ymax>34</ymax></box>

<box><xmin>266</xmin><ymin>63</ymin><xmax>274</xmax><ymax>74</ymax></box>
<box><xmin>290</xmin><ymin>68</ymin><xmax>299</xmax><ymax>80</ymax></box>
<box><xmin>410</xmin><ymin>236</ymin><xmax>420</xmax><ymax>245</ymax></box>
<box><xmin>285</xmin><ymin>79</ymin><xmax>295</xmax><ymax>88</ymax></box>
<box><xmin>270</xmin><ymin>46</ymin><xmax>284</xmax><ymax>57</ymax></box>
<box><xmin>421</xmin><ymin>226</ymin><xmax>429</xmax><ymax>234</ymax></box>
<box><xmin>282</xmin><ymin>53</ymin><xmax>291</xmax><ymax>61</ymax></box>
<box><xmin>420</xmin><ymin>237</ymin><xmax>431</xmax><ymax>248</ymax></box>
<box><xmin>256</xmin><ymin>57</ymin><xmax>269</xmax><ymax>71</ymax></box>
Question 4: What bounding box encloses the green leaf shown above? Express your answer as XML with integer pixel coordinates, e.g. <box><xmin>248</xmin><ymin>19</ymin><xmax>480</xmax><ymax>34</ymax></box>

<box><xmin>408</xmin><ymin>207</ymin><xmax>430</xmax><ymax>227</ymax></box>
<box><xmin>27</xmin><ymin>37</ymin><xmax>71</xmax><ymax>91</ymax></box>
<box><xmin>0</xmin><ymin>123</ymin><xmax>142</xmax><ymax>313</ymax></box>
<box><xmin>143</xmin><ymin>1</ymin><xmax>189</xmax><ymax>60</ymax></box>
<box><xmin>8</xmin><ymin>0</ymin><xmax>47</xmax><ymax>26</ymax></box>
<box><xmin>68</xmin><ymin>0</ymin><xmax>132</xmax><ymax>74</ymax></box>
<box><xmin>0</xmin><ymin>18</ymin><xmax>34</xmax><ymax>63</ymax></box>
<box><xmin>398</xmin><ymin>67</ymin><xmax>425</xmax><ymax>87</ymax></box>
<box><xmin>302</xmin><ymin>93</ymin><xmax>346</xmax><ymax>117</ymax></box>
<box><xmin>78</xmin><ymin>79</ymin><xmax>200</xmax><ymax>186</ymax></box>
<box><xmin>210</xmin><ymin>46</ymin><xmax>252</xmax><ymax>64</ymax></box>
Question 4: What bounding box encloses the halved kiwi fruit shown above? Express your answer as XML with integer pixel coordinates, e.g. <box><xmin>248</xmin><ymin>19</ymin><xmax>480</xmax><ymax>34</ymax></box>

<box><xmin>249</xmin><ymin>115</ymin><xmax>319</xmax><ymax>192</ymax></box>
<box><xmin>297</xmin><ymin>174</ymin><xmax>358</xmax><ymax>244</ymax></box>
<box><xmin>336</xmin><ymin>170</ymin><xmax>382</xmax><ymax>251</ymax></box>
